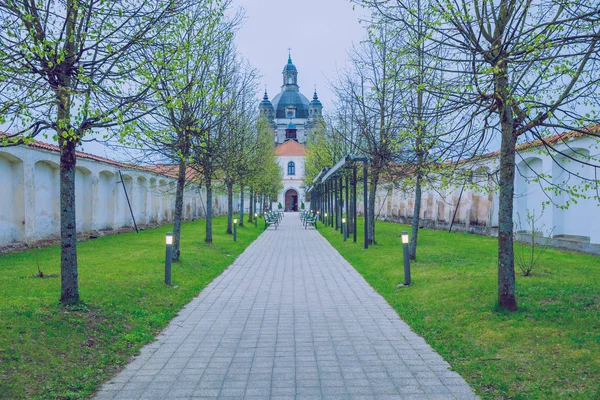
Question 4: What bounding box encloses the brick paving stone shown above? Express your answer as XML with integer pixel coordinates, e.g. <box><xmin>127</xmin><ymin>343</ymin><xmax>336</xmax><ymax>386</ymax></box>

<box><xmin>95</xmin><ymin>213</ymin><xmax>478</xmax><ymax>399</ymax></box>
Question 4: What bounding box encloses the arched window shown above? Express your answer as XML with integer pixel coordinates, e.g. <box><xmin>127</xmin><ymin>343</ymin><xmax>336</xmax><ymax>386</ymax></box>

<box><xmin>287</xmin><ymin>161</ymin><xmax>295</xmax><ymax>176</ymax></box>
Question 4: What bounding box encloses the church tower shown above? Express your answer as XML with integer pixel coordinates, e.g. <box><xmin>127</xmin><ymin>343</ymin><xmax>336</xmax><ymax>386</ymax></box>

<box><xmin>259</xmin><ymin>89</ymin><xmax>275</xmax><ymax>123</ymax></box>
<box><xmin>309</xmin><ymin>89</ymin><xmax>323</xmax><ymax>120</ymax></box>
<box><xmin>282</xmin><ymin>55</ymin><xmax>299</xmax><ymax>89</ymax></box>
<box><xmin>261</xmin><ymin>52</ymin><xmax>325</xmax><ymax>212</ymax></box>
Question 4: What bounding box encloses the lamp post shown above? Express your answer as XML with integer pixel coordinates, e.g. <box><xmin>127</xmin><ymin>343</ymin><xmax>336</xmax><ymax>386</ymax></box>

<box><xmin>233</xmin><ymin>219</ymin><xmax>238</xmax><ymax>242</ymax></box>
<box><xmin>401</xmin><ymin>231</ymin><xmax>411</xmax><ymax>286</ymax></box>
<box><xmin>165</xmin><ymin>232</ymin><xmax>173</xmax><ymax>286</ymax></box>
<box><xmin>324</xmin><ymin>212</ymin><xmax>328</xmax><ymax>226</ymax></box>
<box><xmin>342</xmin><ymin>217</ymin><xmax>347</xmax><ymax>241</ymax></box>
<box><xmin>254</xmin><ymin>213</ymin><xmax>258</xmax><ymax>227</ymax></box>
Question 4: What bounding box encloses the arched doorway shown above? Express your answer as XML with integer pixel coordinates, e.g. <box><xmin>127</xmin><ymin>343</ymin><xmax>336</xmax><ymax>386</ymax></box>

<box><xmin>285</xmin><ymin>189</ymin><xmax>299</xmax><ymax>212</ymax></box>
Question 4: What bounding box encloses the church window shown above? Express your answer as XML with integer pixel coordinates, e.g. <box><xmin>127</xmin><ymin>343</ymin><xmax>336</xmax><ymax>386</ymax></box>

<box><xmin>287</xmin><ymin>161</ymin><xmax>295</xmax><ymax>175</ymax></box>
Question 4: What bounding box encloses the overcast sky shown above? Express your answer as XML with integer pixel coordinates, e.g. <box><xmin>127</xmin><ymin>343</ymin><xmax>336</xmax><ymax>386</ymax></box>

<box><xmin>233</xmin><ymin>0</ymin><xmax>367</xmax><ymax>110</ymax></box>
<box><xmin>71</xmin><ymin>0</ymin><xmax>368</xmax><ymax>157</ymax></box>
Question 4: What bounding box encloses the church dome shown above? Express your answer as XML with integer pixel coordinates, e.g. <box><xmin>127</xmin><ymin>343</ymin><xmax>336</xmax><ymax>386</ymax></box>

<box><xmin>271</xmin><ymin>90</ymin><xmax>311</xmax><ymax>119</ymax></box>
<box><xmin>287</xmin><ymin>120</ymin><xmax>297</xmax><ymax>129</ymax></box>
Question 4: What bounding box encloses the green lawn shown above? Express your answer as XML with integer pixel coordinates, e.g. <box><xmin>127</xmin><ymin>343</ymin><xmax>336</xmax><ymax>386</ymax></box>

<box><xmin>0</xmin><ymin>216</ymin><xmax>262</xmax><ymax>399</ymax></box>
<box><xmin>319</xmin><ymin>219</ymin><xmax>600</xmax><ymax>400</ymax></box>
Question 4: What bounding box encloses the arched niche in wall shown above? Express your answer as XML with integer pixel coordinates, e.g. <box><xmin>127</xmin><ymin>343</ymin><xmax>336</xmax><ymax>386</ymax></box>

<box><xmin>34</xmin><ymin>160</ymin><xmax>60</xmax><ymax>238</ymax></box>
<box><xmin>470</xmin><ymin>166</ymin><xmax>491</xmax><ymax>226</ymax></box>
<box><xmin>552</xmin><ymin>148</ymin><xmax>593</xmax><ymax>240</ymax></box>
<box><xmin>0</xmin><ymin>152</ymin><xmax>25</xmax><ymax>243</ymax></box>
<box><xmin>117</xmin><ymin>173</ymin><xmax>134</xmax><ymax>227</ymax></box>
<box><xmin>98</xmin><ymin>170</ymin><xmax>116</xmax><ymax>230</ymax></box>
<box><xmin>168</xmin><ymin>181</ymin><xmax>175</xmax><ymax>221</ymax></box>
<box><xmin>424</xmin><ymin>196</ymin><xmax>434</xmax><ymax>220</ymax></box>
<box><xmin>158</xmin><ymin>179</ymin><xmax>168</xmax><ymax>222</ymax></box>
<box><xmin>452</xmin><ymin>190</ymin><xmax>468</xmax><ymax>225</ymax></box>
<box><xmin>516</xmin><ymin>157</ymin><xmax>547</xmax><ymax>233</ymax></box>
<box><xmin>191</xmin><ymin>194</ymin><xmax>197</xmax><ymax>219</ymax></box>
<box><xmin>185</xmin><ymin>193</ymin><xmax>191</xmax><ymax>220</ymax></box>
<box><xmin>148</xmin><ymin>178</ymin><xmax>157</xmax><ymax>223</ymax></box>
<box><xmin>136</xmin><ymin>176</ymin><xmax>148</xmax><ymax>226</ymax></box>
<box><xmin>75</xmin><ymin>166</ymin><xmax>93</xmax><ymax>232</ymax></box>
<box><xmin>437</xmin><ymin>200</ymin><xmax>446</xmax><ymax>222</ymax></box>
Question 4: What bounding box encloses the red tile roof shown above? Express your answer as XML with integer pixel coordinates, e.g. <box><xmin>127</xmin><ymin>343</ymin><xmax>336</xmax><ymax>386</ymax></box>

<box><xmin>274</xmin><ymin>140</ymin><xmax>306</xmax><ymax>157</ymax></box>
<box><xmin>0</xmin><ymin>133</ymin><xmax>199</xmax><ymax>181</ymax></box>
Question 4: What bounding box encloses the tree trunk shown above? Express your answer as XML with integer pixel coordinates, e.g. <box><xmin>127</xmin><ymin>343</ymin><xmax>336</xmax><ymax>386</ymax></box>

<box><xmin>248</xmin><ymin>190</ymin><xmax>254</xmax><ymax>223</ymax></box>
<box><xmin>226</xmin><ymin>179</ymin><xmax>233</xmax><ymax>234</ymax></box>
<box><xmin>59</xmin><ymin>137</ymin><xmax>79</xmax><ymax>305</ymax></box>
<box><xmin>56</xmin><ymin>79</ymin><xmax>79</xmax><ymax>304</ymax></box>
<box><xmin>496</xmin><ymin>65</ymin><xmax>518</xmax><ymax>312</ymax></box>
<box><xmin>368</xmin><ymin>170</ymin><xmax>379</xmax><ymax>245</ymax></box>
<box><xmin>172</xmin><ymin>158</ymin><xmax>186</xmax><ymax>261</ymax></box>
<box><xmin>239</xmin><ymin>184</ymin><xmax>244</xmax><ymax>227</ymax></box>
<box><xmin>410</xmin><ymin>169</ymin><xmax>423</xmax><ymax>261</ymax></box>
<box><xmin>205</xmin><ymin>176</ymin><xmax>213</xmax><ymax>243</ymax></box>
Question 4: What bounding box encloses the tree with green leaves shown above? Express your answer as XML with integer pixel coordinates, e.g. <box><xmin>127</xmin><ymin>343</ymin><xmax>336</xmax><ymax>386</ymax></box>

<box><xmin>216</xmin><ymin>54</ymin><xmax>259</xmax><ymax>234</ymax></box>
<box><xmin>0</xmin><ymin>0</ymin><xmax>186</xmax><ymax>304</ymax></box>
<box><xmin>361</xmin><ymin>0</ymin><xmax>600</xmax><ymax>311</ymax></box>
<box><xmin>128</xmin><ymin>0</ymin><xmax>237</xmax><ymax>260</ymax></box>
<box><xmin>331</xmin><ymin>24</ymin><xmax>407</xmax><ymax>245</ymax></box>
<box><xmin>248</xmin><ymin>115</ymin><xmax>283</xmax><ymax>214</ymax></box>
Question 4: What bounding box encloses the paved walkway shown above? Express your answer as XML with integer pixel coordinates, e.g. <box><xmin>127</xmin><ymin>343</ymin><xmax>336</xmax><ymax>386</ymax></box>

<box><xmin>95</xmin><ymin>213</ymin><xmax>477</xmax><ymax>400</ymax></box>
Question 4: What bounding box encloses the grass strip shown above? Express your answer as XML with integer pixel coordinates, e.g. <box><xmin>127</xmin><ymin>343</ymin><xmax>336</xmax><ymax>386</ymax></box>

<box><xmin>318</xmin><ymin>218</ymin><xmax>600</xmax><ymax>399</ymax></box>
<box><xmin>0</xmin><ymin>216</ymin><xmax>262</xmax><ymax>399</ymax></box>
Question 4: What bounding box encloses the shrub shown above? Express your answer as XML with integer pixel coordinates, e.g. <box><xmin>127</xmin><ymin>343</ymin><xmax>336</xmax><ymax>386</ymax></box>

<box><xmin>515</xmin><ymin>207</ymin><xmax>554</xmax><ymax>276</ymax></box>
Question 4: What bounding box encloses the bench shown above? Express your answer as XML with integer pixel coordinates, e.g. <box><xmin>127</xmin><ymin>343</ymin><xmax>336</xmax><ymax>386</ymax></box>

<box><xmin>301</xmin><ymin>211</ymin><xmax>317</xmax><ymax>229</ymax></box>
<box><xmin>264</xmin><ymin>212</ymin><xmax>279</xmax><ymax>229</ymax></box>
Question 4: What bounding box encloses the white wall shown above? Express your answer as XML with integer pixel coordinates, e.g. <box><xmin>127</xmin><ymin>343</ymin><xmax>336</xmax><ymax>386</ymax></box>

<box><xmin>360</xmin><ymin>135</ymin><xmax>600</xmax><ymax>253</ymax></box>
<box><xmin>0</xmin><ymin>144</ymin><xmax>232</xmax><ymax>246</ymax></box>
<box><xmin>0</xmin><ymin>152</ymin><xmax>24</xmax><ymax>243</ymax></box>
<box><xmin>276</xmin><ymin>154</ymin><xmax>306</xmax><ymax>210</ymax></box>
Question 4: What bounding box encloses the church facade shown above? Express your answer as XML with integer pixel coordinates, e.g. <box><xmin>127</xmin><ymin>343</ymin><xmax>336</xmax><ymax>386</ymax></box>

<box><xmin>259</xmin><ymin>55</ymin><xmax>323</xmax><ymax>211</ymax></box>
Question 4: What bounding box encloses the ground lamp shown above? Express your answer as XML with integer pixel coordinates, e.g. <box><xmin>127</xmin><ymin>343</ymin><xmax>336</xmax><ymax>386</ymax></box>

<box><xmin>342</xmin><ymin>217</ymin><xmax>347</xmax><ymax>241</ymax></box>
<box><xmin>233</xmin><ymin>219</ymin><xmax>238</xmax><ymax>242</ymax></box>
<box><xmin>165</xmin><ymin>232</ymin><xmax>173</xmax><ymax>286</ymax></box>
<box><xmin>401</xmin><ymin>231</ymin><xmax>411</xmax><ymax>286</ymax></box>
<box><xmin>254</xmin><ymin>213</ymin><xmax>258</xmax><ymax>227</ymax></box>
<box><xmin>324</xmin><ymin>212</ymin><xmax>328</xmax><ymax>225</ymax></box>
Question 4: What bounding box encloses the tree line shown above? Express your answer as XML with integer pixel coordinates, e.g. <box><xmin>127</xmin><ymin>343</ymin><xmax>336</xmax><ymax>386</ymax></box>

<box><xmin>0</xmin><ymin>0</ymin><xmax>282</xmax><ymax>305</ymax></box>
<box><xmin>304</xmin><ymin>0</ymin><xmax>600</xmax><ymax>311</ymax></box>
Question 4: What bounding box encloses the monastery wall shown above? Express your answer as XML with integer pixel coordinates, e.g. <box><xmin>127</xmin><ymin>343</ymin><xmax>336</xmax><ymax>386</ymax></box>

<box><xmin>0</xmin><ymin>144</ymin><xmax>235</xmax><ymax>247</ymax></box>
<box><xmin>366</xmin><ymin>134</ymin><xmax>600</xmax><ymax>254</ymax></box>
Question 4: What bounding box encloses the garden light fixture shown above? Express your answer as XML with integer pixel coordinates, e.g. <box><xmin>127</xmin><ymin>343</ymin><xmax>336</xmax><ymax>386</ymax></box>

<box><xmin>401</xmin><ymin>231</ymin><xmax>411</xmax><ymax>286</ymax></box>
<box><xmin>165</xmin><ymin>232</ymin><xmax>173</xmax><ymax>285</ymax></box>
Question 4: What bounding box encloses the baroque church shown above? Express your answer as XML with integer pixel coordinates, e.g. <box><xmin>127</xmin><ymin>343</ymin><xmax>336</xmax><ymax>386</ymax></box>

<box><xmin>259</xmin><ymin>54</ymin><xmax>323</xmax><ymax>211</ymax></box>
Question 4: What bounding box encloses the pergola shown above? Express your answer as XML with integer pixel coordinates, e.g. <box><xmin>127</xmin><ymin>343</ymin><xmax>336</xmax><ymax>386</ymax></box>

<box><xmin>306</xmin><ymin>155</ymin><xmax>369</xmax><ymax>249</ymax></box>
